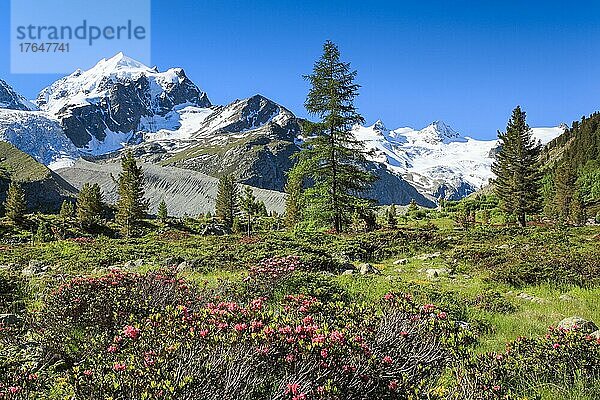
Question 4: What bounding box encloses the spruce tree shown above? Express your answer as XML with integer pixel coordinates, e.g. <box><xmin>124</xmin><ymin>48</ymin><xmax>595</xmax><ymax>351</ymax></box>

<box><xmin>115</xmin><ymin>151</ymin><xmax>149</xmax><ymax>237</ymax></box>
<box><xmin>284</xmin><ymin>169</ymin><xmax>303</xmax><ymax>229</ymax></box>
<box><xmin>491</xmin><ymin>106</ymin><xmax>542</xmax><ymax>227</ymax></box>
<box><xmin>291</xmin><ymin>40</ymin><xmax>376</xmax><ymax>233</ymax></box>
<box><xmin>76</xmin><ymin>183</ymin><xmax>103</xmax><ymax>229</ymax></box>
<box><xmin>240</xmin><ymin>186</ymin><xmax>259</xmax><ymax>237</ymax></box>
<box><xmin>215</xmin><ymin>174</ymin><xmax>239</xmax><ymax>228</ymax></box>
<box><xmin>386</xmin><ymin>204</ymin><xmax>397</xmax><ymax>228</ymax></box>
<box><xmin>157</xmin><ymin>200</ymin><xmax>168</xmax><ymax>222</ymax></box>
<box><xmin>4</xmin><ymin>182</ymin><xmax>26</xmax><ymax>224</ymax></box>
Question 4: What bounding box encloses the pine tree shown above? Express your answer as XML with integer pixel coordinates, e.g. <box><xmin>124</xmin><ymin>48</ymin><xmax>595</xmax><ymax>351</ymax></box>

<box><xmin>491</xmin><ymin>106</ymin><xmax>542</xmax><ymax>227</ymax></box>
<box><xmin>157</xmin><ymin>200</ymin><xmax>168</xmax><ymax>222</ymax></box>
<box><xmin>386</xmin><ymin>204</ymin><xmax>397</xmax><ymax>228</ymax></box>
<box><xmin>115</xmin><ymin>151</ymin><xmax>149</xmax><ymax>237</ymax></box>
<box><xmin>291</xmin><ymin>40</ymin><xmax>376</xmax><ymax>233</ymax></box>
<box><xmin>76</xmin><ymin>183</ymin><xmax>103</xmax><ymax>229</ymax></box>
<box><xmin>240</xmin><ymin>186</ymin><xmax>259</xmax><ymax>237</ymax></box>
<box><xmin>284</xmin><ymin>172</ymin><xmax>303</xmax><ymax>229</ymax></box>
<box><xmin>3</xmin><ymin>182</ymin><xmax>26</xmax><ymax>224</ymax></box>
<box><xmin>215</xmin><ymin>174</ymin><xmax>238</xmax><ymax>228</ymax></box>
<box><xmin>60</xmin><ymin>200</ymin><xmax>74</xmax><ymax>220</ymax></box>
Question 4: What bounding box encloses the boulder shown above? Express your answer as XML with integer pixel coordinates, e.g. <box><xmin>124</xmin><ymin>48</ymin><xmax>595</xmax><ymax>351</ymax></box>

<box><xmin>162</xmin><ymin>256</ymin><xmax>185</xmax><ymax>267</ymax></box>
<box><xmin>393</xmin><ymin>259</ymin><xmax>409</xmax><ymax>265</ymax></box>
<box><xmin>516</xmin><ymin>292</ymin><xmax>546</xmax><ymax>304</ymax></box>
<box><xmin>358</xmin><ymin>263</ymin><xmax>380</xmax><ymax>275</ymax></box>
<box><xmin>124</xmin><ymin>259</ymin><xmax>144</xmax><ymax>269</ymax></box>
<box><xmin>21</xmin><ymin>260</ymin><xmax>45</xmax><ymax>276</ymax></box>
<box><xmin>425</xmin><ymin>268</ymin><xmax>450</xmax><ymax>278</ymax></box>
<box><xmin>342</xmin><ymin>269</ymin><xmax>354</xmax><ymax>276</ymax></box>
<box><xmin>557</xmin><ymin>316</ymin><xmax>598</xmax><ymax>333</ymax></box>
<box><xmin>559</xmin><ymin>294</ymin><xmax>574</xmax><ymax>302</ymax></box>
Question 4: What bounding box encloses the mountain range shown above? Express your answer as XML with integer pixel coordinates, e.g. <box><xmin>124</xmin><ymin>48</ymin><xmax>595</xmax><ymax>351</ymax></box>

<box><xmin>0</xmin><ymin>53</ymin><xmax>567</xmax><ymax>212</ymax></box>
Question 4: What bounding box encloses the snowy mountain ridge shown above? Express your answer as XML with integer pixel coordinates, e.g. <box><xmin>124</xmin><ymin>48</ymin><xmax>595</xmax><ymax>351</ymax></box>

<box><xmin>353</xmin><ymin>120</ymin><xmax>565</xmax><ymax>200</ymax></box>
<box><xmin>0</xmin><ymin>53</ymin><xmax>568</xmax><ymax>204</ymax></box>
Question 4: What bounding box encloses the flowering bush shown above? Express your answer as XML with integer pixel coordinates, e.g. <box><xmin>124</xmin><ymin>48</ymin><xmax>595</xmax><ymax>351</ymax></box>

<box><xmin>453</xmin><ymin>325</ymin><xmax>600</xmax><ymax>399</ymax></box>
<box><xmin>0</xmin><ymin>265</ymin><xmax>469</xmax><ymax>399</ymax></box>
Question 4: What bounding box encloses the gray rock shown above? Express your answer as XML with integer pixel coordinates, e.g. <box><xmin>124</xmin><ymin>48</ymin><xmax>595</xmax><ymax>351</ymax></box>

<box><xmin>393</xmin><ymin>259</ymin><xmax>409</xmax><ymax>265</ymax></box>
<box><xmin>559</xmin><ymin>294</ymin><xmax>574</xmax><ymax>302</ymax></box>
<box><xmin>163</xmin><ymin>256</ymin><xmax>185</xmax><ymax>267</ymax></box>
<box><xmin>342</xmin><ymin>269</ymin><xmax>354</xmax><ymax>276</ymax></box>
<box><xmin>21</xmin><ymin>260</ymin><xmax>45</xmax><ymax>276</ymax></box>
<box><xmin>516</xmin><ymin>292</ymin><xmax>547</xmax><ymax>304</ymax></box>
<box><xmin>124</xmin><ymin>259</ymin><xmax>144</xmax><ymax>269</ymax></box>
<box><xmin>358</xmin><ymin>263</ymin><xmax>380</xmax><ymax>275</ymax></box>
<box><xmin>590</xmin><ymin>330</ymin><xmax>600</xmax><ymax>339</ymax></box>
<box><xmin>557</xmin><ymin>317</ymin><xmax>598</xmax><ymax>333</ymax></box>
<box><xmin>425</xmin><ymin>268</ymin><xmax>450</xmax><ymax>278</ymax></box>
<box><xmin>176</xmin><ymin>261</ymin><xmax>191</xmax><ymax>273</ymax></box>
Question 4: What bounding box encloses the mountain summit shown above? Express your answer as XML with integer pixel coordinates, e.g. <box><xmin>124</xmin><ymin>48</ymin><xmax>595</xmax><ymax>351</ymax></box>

<box><xmin>35</xmin><ymin>53</ymin><xmax>211</xmax><ymax>150</ymax></box>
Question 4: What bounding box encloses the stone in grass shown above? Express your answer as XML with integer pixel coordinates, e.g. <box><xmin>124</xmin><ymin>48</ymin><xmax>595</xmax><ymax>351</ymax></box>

<box><xmin>557</xmin><ymin>316</ymin><xmax>598</xmax><ymax>333</ymax></box>
<box><xmin>358</xmin><ymin>263</ymin><xmax>380</xmax><ymax>275</ymax></box>
<box><xmin>591</xmin><ymin>331</ymin><xmax>600</xmax><ymax>340</ymax></box>
<box><xmin>416</xmin><ymin>252</ymin><xmax>442</xmax><ymax>261</ymax></box>
<box><xmin>425</xmin><ymin>268</ymin><xmax>450</xmax><ymax>278</ymax></box>
<box><xmin>124</xmin><ymin>259</ymin><xmax>144</xmax><ymax>269</ymax></box>
<box><xmin>559</xmin><ymin>294</ymin><xmax>574</xmax><ymax>302</ymax></box>
<box><xmin>342</xmin><ymin>269</ymin><xmax>354</xmax><ymax>276</ymax></box>
<box><xmin>21</xmin><ymin>260</ymin><xmax>47</xmax><ymax>276</ymax></box>
<box><xmin>393</xmin><ymin>259</ymin><xmax>409</xmax><ymax>265</ymax></box>
<box><xmin>516</xmin><ymin>292</ymin><xmax>547</xmax><ymax>304</ymax></box>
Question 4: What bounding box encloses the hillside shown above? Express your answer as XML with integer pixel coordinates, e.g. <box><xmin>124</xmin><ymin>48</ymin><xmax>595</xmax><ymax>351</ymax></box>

<box><xmin>0</xmin><ymin>142</ymin><xmax>76</xmax><ymax>211</ymax></box>
<box><xmin>55</xmin><ymin>159</ymin><xmax>287</xmax><ymax>216</ymax></box>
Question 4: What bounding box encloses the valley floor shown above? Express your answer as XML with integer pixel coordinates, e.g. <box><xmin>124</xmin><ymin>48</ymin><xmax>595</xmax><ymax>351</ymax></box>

<box><xmin>1</xmin><ymin>219</ymin><xmax>599</xmax><ymax>399</ymax></box>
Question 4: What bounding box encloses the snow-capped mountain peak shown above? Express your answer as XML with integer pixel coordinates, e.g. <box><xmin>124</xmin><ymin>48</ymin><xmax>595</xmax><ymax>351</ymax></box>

<box><xmin>409</xmin><ymin>120</ymin><xmax>465</xmax><ymax>145</ymax></box>
<box><xmin>0</xmin><ymin>79</ymin><xmax>37</xmax><ymax>111</ymax></box>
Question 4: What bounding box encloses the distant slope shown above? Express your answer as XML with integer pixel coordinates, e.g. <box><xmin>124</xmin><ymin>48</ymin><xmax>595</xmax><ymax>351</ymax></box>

<box><xmin>55</xmin><ymin>160</ymin><xmax>287</xmax><ymax>216</ymax></box>
<box><xmin>0</xmin><ymin>142</ymin><xmax>77</xmax><ymax>211</ymax></box>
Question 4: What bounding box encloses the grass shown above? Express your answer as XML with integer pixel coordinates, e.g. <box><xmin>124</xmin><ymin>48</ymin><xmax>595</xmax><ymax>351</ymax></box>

<box><xmin>0</xmin><ymin>141</ymin><xmax>50</xmax><ymax>182</ymax></box>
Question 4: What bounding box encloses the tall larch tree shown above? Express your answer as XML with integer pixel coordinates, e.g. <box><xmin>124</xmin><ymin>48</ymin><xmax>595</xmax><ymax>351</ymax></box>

<box><xmin>291</xmin><ymin>40</ymin><xmax>376</xmax><ymax>233</ymax></box>
<box><xmin>215</xmin><ymin>174</ymin><xmax>239</xmax><ymax>228</ymax></box>
<box><xmin>4</xmin><ymin>182</ymin><xmax>26</xmax><ymax>224</ymax></box>
<box><xmin>115</xmin><ymin>151</ymin><xmax>149</xmax><ymax>237</ymax></box>
<box><xmin>491</xmin><ymin>106</ymin><xmax>542</xmax><ymax>227</ymax></box>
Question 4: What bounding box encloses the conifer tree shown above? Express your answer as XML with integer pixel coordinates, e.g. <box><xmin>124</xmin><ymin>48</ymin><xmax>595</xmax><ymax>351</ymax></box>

<box><xmin>240</xmin><ymin>186</ymin><xmax>259</xmax><ymax>236</ymax></box>
<box><xmin>60</xmin><ymin>200</ymin><xmax>74</xmax><ymax>220</ymax></box>
<box><xmin>115</xmin><ymin>151</ymin><xmax>149</xmax><ymax>237</ymax></box>
<box><xmin>4</xmin><ymin>182</ymin><xmax>26</xmax><ymax>224</ymax></box>
<box><xmin>284</xmin><ymin>168</ymin><xmax>304</xmax><ymax>229</ymax></box>
<box><xmin>386</xmin><ymin>204</ymin><xmax>397</xmax><ymax>228</ymax></box>
<box><xmin>491</xmin><ymin>106</ymin><xmax>542</xmax><ymax>227</ymax></box>
<box><xmin>215</xmin><ymin>174</ymin><xmax>239</xmax><ymax>228</ymax></box>
<box><xmin>157</xmin><ymin>200</ymin><xmax>168</xmax><ymax>222</ymax></box>
<box><xmin>77</xmin><ymin>183</ymin><xmax>103</xmax><ymax>229</ymax></box>
<box><xmin>291</xmin><ymin>40</ymin><xmax>376</xmax><ymax>233</ymax></box>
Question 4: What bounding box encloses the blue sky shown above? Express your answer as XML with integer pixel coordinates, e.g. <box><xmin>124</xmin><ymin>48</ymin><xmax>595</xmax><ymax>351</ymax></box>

<box><xmin>1</xmin><ymin>0</ymin><xmax>599</xmax><ymax>139</ymax></box>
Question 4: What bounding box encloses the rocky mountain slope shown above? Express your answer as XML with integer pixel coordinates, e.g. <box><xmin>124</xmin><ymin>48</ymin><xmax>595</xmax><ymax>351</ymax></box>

<box><xmin>0</xmin><ymin>142</ymin><xmax>76</xmax><ymax>211</ymax></box>
<box><xmin>36</xmin><ymin>52</ymin><xmax>211</xmax><ymax>151</ymax></box>
<box><xmin>55</xmin><ymin>159</ymin><xmax>287</xmax><ymax>216</ymax></box>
